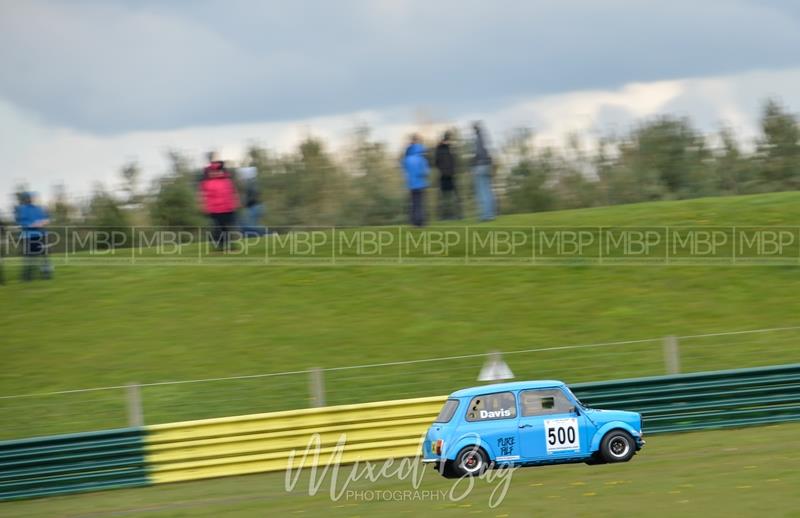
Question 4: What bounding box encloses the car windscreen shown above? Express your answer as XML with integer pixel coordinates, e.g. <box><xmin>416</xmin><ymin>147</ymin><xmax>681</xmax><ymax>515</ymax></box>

<box><xmin>563</xmin><ymin>387</ymin><xmax>584</xmax><ymax>407</ymax></box>
<box><xmin>434</xmin><ymin>399</ymin><xmax>460</xmax><ymax>423</ymax></box>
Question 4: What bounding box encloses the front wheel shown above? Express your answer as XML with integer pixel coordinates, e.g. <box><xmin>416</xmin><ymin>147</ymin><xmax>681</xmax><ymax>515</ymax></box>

<box><xmin>599</xmin><ymin>430</ymin><xmax>636</xmax><ymax>463</ymax></box>
<box><xmin>584</xmin><ymin>452</ymin><xmax>606</xmax><ymax>465</ymax></box>
<box><xmin>451</xmin><ymin>446</ymin><xmax>489</xmax><ymax>477</ymax></box>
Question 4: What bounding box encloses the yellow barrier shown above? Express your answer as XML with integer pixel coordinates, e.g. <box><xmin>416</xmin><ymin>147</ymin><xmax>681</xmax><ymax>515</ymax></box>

<box><xmin>144</xmin><ymin>395</ymin><xmax>447</xmax><ymax>484</ymax></box>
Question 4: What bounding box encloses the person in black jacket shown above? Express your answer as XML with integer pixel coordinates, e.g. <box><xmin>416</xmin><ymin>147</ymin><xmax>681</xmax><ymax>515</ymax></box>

<box><xmin>434</xmin><ymin>131</ymin><xmax>462</xmax><ymax>220</ymax></box>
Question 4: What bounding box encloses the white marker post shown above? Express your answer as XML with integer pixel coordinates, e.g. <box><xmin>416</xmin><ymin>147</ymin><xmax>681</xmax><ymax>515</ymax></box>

<box><xmin>478</xmin><ymin>351</ymin><xmax>514</xmax><ymax>383</ymax></box>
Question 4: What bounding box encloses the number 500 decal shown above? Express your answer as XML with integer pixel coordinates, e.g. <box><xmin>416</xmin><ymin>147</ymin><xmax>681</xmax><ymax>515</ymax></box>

<box><xmin>544</xmin><ymin>417</ymin><xmax>580</xmax><ymax>452</ymax></box>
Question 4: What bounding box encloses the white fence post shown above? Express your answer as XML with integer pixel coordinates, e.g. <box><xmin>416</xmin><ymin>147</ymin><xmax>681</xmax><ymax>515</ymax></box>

<box><xmin>126</xmin><ymin>383</ymin><xmax>144</xmax><ymax>427</ymax></box>
<box><xmin>663</xmin><ymin>336</ymin><xmax>681</xmax><ymax>375</ymax></box>
<box><xmin>309</xmin><ymin>368</ymin><xmax>326</xmax><ymax>407</ymax></box>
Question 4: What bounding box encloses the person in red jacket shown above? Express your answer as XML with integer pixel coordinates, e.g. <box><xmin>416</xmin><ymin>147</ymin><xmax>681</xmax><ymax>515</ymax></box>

<box><xmin>200</xmin><ymin>161</ymin><xmax>239</xmax><ymax>250</ymax></box>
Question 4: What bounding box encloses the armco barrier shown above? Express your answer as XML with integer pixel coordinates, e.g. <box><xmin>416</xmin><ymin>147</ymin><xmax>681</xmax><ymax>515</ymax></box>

<box><xmin>571</xmin><ymin>363</ymin><xmax>800</xmax><ymax>433</ymax></box>
<box><xmin>2</xmin><ymin>363</ymin><xmax>800</xmax><ymax>501</ymax></box>
<box><xmin>143</xmin><ymin>395</ymin><xmax>446</xmax><ymax>484</ymax></box>
<box><xmin>0</xmin><ymin>428</ymin><xmax>148</xmax><ymax>501</ymax></box>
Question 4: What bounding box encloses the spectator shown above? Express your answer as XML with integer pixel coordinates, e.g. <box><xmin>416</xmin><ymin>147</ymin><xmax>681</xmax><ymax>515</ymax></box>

<box><xmin>15</xmin><ymin>192</ymin><xmax>52</xmax><ymax>281</ymax></box>
<box><xmin>401</xmin><ymin>135</ymin><xmax>430</xmax><ymax>227</ymax></box>
<box><xmin>205</xmin><ymin>151</ymin><xmax>223</xmax><ymax>171</ymax></box>
<box><xmin>434</xmin><ymin>131</ymin><xmax>462</xmax><ymax>220</ymax></box>
<box><xmin>0</xmin><ymin>215</ymin><xmax>5</xmax><ymax>285</ymax></box>
<box><xmin>200</xmin><ymin>162</ymin><xmax>239</xmax><ymax>250</ymax></box>
<box><xmin>238</xmin><ymin>166</ymin><xmax>266</xmax><ymax>236</ymax></box>
<box><xmin>471</xmin><ymin>122</ymin><xmax>496</xmax><ymax>221</ymax></box>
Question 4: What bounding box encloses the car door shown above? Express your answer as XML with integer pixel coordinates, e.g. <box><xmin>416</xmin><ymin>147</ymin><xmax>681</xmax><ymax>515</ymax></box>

<box><xmin>517</xmin><ymin>388</ymin><xmax>590</xmax><ymax>461</ymax></box>
<box><xmin>461</xmin><ymin>391</ymin><xmax>521</xmax><ymax>462</ymax></box>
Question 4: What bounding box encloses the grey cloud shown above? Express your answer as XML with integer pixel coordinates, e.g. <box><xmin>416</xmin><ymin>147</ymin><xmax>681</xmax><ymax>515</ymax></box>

<box><xmin>1</xmin><ymin>0</ymin><xmax>799</xmax><ymax>134</ymax></box>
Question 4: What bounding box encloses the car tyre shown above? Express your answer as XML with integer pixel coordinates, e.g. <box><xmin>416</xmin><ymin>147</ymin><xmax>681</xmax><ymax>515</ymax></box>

<box><xmin>451</xmin><ymin>446</ymin><xmax>489</xmax><ymax>477</ymax></box>
<box><xmin>584</xmin><ymin>452</ymin><xmax>606</xmax><ymax>465</ymax></box>
<box><xmin>600</xmin><ymin>430</ymin><xmax>636</xmax><ymax>463</ymax></box>
<box><xmin>435</xmin><ymin>460</ymin><xmax>459</xmax><ymax>478</ymax></box>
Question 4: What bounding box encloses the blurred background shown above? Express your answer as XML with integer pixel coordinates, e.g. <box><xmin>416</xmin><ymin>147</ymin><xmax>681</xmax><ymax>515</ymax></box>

<box><xmin>2</xmin><ymin>1</ymin><xmax>800</xmax><ymax>222</ymax></box>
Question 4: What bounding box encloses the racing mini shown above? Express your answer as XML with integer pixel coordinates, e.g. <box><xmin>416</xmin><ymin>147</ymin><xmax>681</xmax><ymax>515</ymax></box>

<box><xmin>423</xmin><ymin>380</ymin><xmax>645</xmax><ymax>477</ymax></box>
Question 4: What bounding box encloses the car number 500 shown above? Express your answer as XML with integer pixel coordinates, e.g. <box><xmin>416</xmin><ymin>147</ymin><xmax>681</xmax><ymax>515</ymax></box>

<box><xmin>544</xmin><ymin>417</ymin><xmax>580</xmax><ymax>452</ymax></box>
<box><xmin>548</xmin><ymin>426</ymin><xmax>575</xmax><ymax>445</ymax></box>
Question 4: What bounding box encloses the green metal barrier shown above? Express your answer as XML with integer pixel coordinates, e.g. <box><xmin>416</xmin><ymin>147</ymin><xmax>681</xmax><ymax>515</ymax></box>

<box><xmin>0</xmin><ymin>427</ymin><xmax>148</xmax><ymax>501</ymax></box>
<box><xmin>570</xmin><ymin>363</ymin><xmax>800</xmax><ymax>433</ymax></box>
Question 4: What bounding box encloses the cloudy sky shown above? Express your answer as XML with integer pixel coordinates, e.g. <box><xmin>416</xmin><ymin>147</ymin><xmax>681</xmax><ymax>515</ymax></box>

<box><xmin>2</xmin><ymin>0</ymin><xmax>800</xmax><ymax>211</ymax></box>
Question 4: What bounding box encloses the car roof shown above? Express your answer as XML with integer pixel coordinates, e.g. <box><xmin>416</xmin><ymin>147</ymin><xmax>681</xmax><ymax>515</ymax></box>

<box><xmin>449</xmin><ymin>380</ymin><xmax>566</xmax><ymax>398</ymax></box>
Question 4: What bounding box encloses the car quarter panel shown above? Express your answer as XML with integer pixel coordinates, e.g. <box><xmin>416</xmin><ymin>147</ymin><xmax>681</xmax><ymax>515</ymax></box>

<box><xmin>589</xmin><ymin>421</ymin><xmax>641</xmax><ymax>452</ymax></box>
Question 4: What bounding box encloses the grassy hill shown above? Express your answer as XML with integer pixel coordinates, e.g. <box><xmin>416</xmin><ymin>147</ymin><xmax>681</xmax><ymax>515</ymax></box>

<box><xmin>3</xmin><ymin>191</ymin><xmax>800</xmax><ymax>438</ymax></box>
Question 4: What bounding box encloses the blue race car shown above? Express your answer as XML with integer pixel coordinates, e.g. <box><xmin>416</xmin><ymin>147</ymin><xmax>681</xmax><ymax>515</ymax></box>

<box><xmin>423</xmin><ymin>380</ymin><xmax>645</xmax><ymax>477</ymax></box>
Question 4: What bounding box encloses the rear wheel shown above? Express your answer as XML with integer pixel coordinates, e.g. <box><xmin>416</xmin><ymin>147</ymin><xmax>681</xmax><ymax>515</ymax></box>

<box><xmin>600</xmin><ymin>430</ymin><xmax>636</xmax><ymax>463</ymax></box>
<box><xmin>451</xmin><ymin>446</ymin><xmax>489</xmax><ymax>477</ymax></box>
<box><xmin>435</xmin><ymin>460</ymin><xmax>458</xmax><ymax>478</ymax></box>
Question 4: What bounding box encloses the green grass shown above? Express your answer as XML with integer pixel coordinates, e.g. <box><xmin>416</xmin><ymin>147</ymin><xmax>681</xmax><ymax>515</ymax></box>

<box><xmin>4</xmin><ymin>423</ymin><xmax>800</xmax><ymax>517</ymax></box>
<box><xmin>3</xmin><ymin>192</ymin><xmax>800</xmax><ymax>438</ymax></box>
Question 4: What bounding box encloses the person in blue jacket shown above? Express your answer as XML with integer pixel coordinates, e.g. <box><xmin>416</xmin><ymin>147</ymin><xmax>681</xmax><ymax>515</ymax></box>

<box><xmin>15</xmin><ymin>192</ymin><xmax>52</xmax><ymax>281</ymax></box>
<box><xmin>401</xmin><ymin>135</ymin><xmax>430</xmax><ymax>227</ymax></box>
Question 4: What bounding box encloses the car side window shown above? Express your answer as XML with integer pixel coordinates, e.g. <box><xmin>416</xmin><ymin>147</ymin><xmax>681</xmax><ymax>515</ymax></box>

<box><xmin>520</xmin><ymin>389</ymin><xmax>574</xmax><ymax>417</ymax></box>
<box><xmin>434</xmin><ymin>399</ymin><xmax>460</xmax><ymax>423</ymax></box>
<box><xmin>465</xmin><ymin>392</ymin><xmax>517</xmax><ymax>421</ymax></box>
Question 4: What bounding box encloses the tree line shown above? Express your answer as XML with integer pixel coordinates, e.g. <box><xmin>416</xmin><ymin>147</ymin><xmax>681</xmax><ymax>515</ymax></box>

<box><xmin>21</xmin><ymin>98</ymin><xmax>800</xmax><ymax>231</ymax></box>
